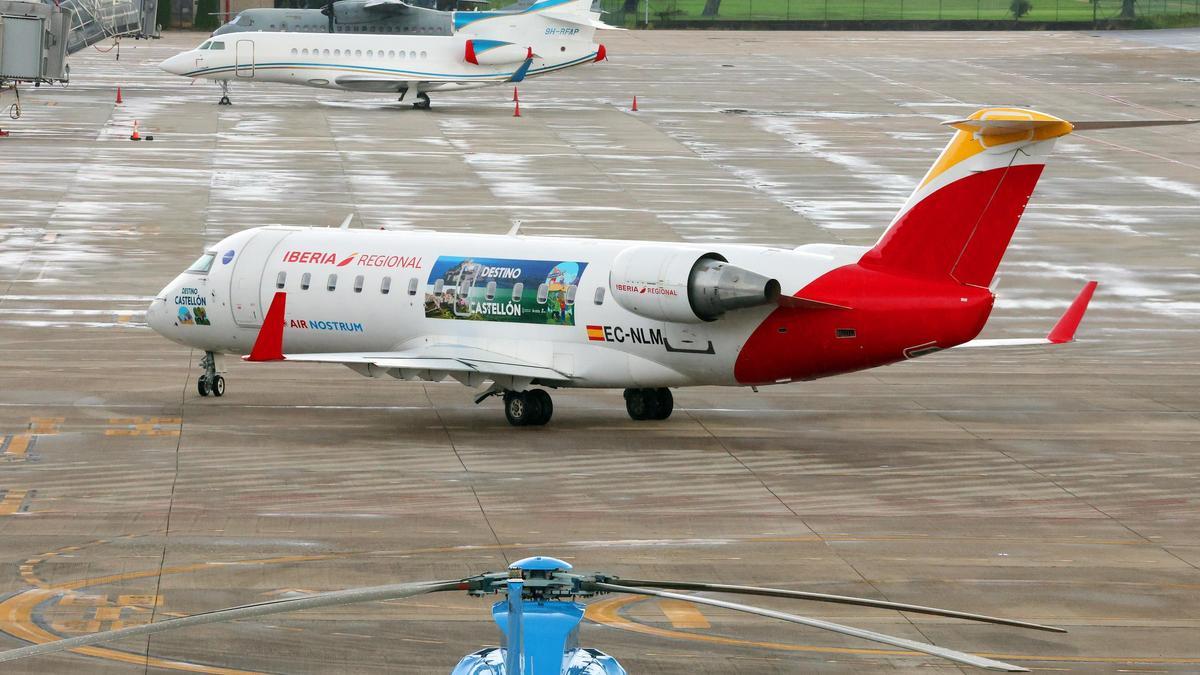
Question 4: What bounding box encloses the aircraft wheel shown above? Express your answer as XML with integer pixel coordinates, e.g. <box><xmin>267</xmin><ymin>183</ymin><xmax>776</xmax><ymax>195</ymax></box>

<box><xmin>197</xmin><ymin>377</ymin><xmax>210</xmax><ymax>397</ymax></box>
<box><xmin>413</xmin><ymin>92</ymin><xmax>431</xmax><ymax>110</ymax></box>
<box><xmin>529</xmin><ymin>389</ymin><xmax>553</xmax><ymax>426</ymax></box>
<box><xmin>652</xmin><ymin>388</ymin><xmax>673</xmax><ymax>420</ymax></box>
<box><xmin>624</xmin><ymin>388</ymin><xmax>656</xmax><ymax>421</ymax></box>
<box><xmin>218</xmin><ymin>96</ymin><xmax>232</xmax><ymax>106</ymax></box>
<box><xmin>504</xmin><ymin>391</ymin><xmax>540</xmax><ymax>427</ymax></box>
<box><xmin>210</xmin><ymin>375</ymin><xmax>226</xmax><ymax>397</ymax></box>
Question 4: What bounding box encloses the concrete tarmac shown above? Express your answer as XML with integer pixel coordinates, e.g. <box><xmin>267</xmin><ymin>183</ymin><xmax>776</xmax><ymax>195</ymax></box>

<box><xmin>0</xmin><ymin>28</ymin><xmax>1198</xmax><ymax>674</ymax></box>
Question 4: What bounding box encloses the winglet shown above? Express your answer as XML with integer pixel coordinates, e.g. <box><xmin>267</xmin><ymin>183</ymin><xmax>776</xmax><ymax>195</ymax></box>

<box><xmin>245</xmin><ymin>292</ymin><xmax>287</xmax><ymax>361</ymax></box>
<box><xmin>1047</xmin><ymin>281</ymin><xmax>1097</xmax><ymax>344</ymax></box>
<box><xmin>510</xmin><ymin>58</ymin><xmax>533</xmax><ymax>83</ymax></box>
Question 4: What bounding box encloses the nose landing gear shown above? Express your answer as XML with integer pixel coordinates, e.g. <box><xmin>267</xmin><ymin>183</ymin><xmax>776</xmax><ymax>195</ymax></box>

<box><xmin>503</xmin><ymin>389</ymin><xmax>552</xmax><ymax>426</ymax></box>
<box><xmin>196</xmin><ymin>351</ymin><xmax>226</xmax><ymax>398</ymax></box>
<box><xmin>624</xmin><ymin>388</ymin><xmax>673</xmax><ymax>421</ymax></box>
<box><xmin>218</xmin><ymin>81</ymin><xmax>232</xmax><ymax>106</ymax></box>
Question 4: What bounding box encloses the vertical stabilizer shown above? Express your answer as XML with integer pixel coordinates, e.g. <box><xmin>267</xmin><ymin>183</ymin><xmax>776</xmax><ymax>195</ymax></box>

<box><xmin>860</xmin><ymin>108</ymin><xmax>1074</xmax><ymax>288</ymax></box>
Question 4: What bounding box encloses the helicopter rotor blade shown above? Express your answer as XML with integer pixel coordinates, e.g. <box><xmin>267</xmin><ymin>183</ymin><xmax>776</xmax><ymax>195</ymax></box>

<box><xmin>0</xmin><ymin>580</ymin><xmax>463</xmax><ymax>664</ymax></box>
<box><xmin>595</xmin><ymin>583</ymin><xmax>1029</xmax><ymax>672</ymax></box>
<box><xmin>609</xmin><ymin>579</ymin><xmax>1065</xmax><ymax>634</ymax></box>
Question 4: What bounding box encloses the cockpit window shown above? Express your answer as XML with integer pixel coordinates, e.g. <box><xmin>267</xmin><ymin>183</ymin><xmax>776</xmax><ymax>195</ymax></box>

<box><xmin>199</xmin><ymin>40</ymin><xmax>212</xmax><ymax>50</ymax></box>
<box><xmin>209</xmin><ymin>41</ymin><xmax>226</xmax><ymax>50</ymax></box>
<box><xmin>187</xmin><ymin>252</ymin><xmax>216</xmax><ymax>273</ymax></box>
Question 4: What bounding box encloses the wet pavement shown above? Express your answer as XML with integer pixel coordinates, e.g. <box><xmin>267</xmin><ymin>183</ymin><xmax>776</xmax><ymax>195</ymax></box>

<box><xmin>0</xmin><ymin>28</ymin><xmax>1198</xmax><ymax>674</ymax></box>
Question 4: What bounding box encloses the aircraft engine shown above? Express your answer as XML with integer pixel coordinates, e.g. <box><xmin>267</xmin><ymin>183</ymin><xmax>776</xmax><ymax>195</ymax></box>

<box><xmin>463</xmin><ymin>39</ymin><xmax>532</xmax><ymax>66</ymax></box>
<box><xmin>609</xmin><ymin>246</ymin><xmax>781</xmax><ymax>323</ymax></box>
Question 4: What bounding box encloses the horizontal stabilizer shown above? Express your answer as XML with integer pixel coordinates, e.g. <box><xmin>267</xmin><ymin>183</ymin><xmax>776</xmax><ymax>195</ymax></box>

<box><xmin>958</xmin><ymin>281</ymin><xmax>1097</xmax><ymax>349</ymax></box>
<box><xmin>942</xmin><ymin>116</ymin><xmax>1198</xmax><ymax>135</ymax></box>
<box><xmin>1070</xmin><ymin>119</ymin><xmax>1199</xmax><ymax>131</ymax></box>
<box><xmin>541</xmin><ymin>11</ymin><xmax>625</xmax><ymax>28</ymax></box>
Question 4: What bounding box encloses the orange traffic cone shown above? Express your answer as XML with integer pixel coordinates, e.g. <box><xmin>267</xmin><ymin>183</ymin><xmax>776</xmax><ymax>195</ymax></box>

<box><xmin>512</xmin><ymin>86</ymin><xmax>519</xmax><ymax>102</ymax></box>
<box><xmin>513</xmin><ymin>99</ymin><xmax>521</xmax><ymax>117</ymax></box>
<box><xmin>115</xmin><ymin>87</ymin><xmax>123</xmax><ymax>104</ymax></box>
<box><xmin>631</xmin><ymin>96</ymin><xmax>638</xmax><ymax>112</ymax></box>
<box><xmin>130</xmin><ymin>120</ymin><xmax>141</xmax><ymax>141</ymax></box>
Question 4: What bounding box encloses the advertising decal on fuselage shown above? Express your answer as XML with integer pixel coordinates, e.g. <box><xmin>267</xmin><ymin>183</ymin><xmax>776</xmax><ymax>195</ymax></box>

<box><xmin>424</xmin><ymin>256</ymin><xmax>587</xmax><ymax>326</ymax></box>
<box><xmin>175</xmin><ymin>287</ymin><xmax>210</xmax><ymax>326</ymax></box>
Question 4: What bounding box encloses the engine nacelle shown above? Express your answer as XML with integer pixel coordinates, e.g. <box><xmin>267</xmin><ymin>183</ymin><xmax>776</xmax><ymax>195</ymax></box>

<box><xmin>464</xmin><ymin>39</ymin><xmax>532</xmax><ymax>66</ymax></box>
<box><xmin>609</xmin><ymin>246</ymin><xmax>780</xmax><ymax>323</ymax></box>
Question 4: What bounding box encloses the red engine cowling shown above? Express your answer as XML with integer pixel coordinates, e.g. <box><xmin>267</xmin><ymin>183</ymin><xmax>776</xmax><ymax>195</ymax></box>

<box><xmin>464</xmin><ymin>39</ymin><xmax>532</xmax><ymax>66</ymax></box>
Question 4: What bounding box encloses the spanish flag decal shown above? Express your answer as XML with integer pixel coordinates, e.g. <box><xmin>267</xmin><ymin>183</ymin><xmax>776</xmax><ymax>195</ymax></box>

<box><xmin>586</xmin><ymin>325</ymin><xmax>605</xmax><ymax>341</ymax></box>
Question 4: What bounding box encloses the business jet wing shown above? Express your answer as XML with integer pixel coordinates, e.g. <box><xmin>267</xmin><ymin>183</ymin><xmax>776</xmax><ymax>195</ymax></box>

<box><xmin>241</xmin><ymin>292</ymin><xmax>573</xmax><ymax>387</ymax></box>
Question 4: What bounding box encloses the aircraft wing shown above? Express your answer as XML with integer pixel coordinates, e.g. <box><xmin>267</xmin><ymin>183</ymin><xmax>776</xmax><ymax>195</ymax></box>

<box><xmin>241</xmin><ymin>292</ymin><xmax>573</xmax><ymax>386</ymax></box>
<box><xmin>957</xmin><ymin>281</ymin><xmax>1097</xmax><ymax>349</ymax></box>
<box><xmin>361</xmin><ymin>0</ymin><xmax>416</xmax><ymax>14</ymax></box>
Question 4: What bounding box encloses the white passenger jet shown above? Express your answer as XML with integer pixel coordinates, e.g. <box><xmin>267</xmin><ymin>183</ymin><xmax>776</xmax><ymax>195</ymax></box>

<box><xmin>147</xmin><ymin>109</ymin><xmax>1194</xmax><ymax>426</ymax></box>
<box><xmin>158</xmin><ymin>0</ymin><xmax>609</xmax><ymax>107</ymax></box>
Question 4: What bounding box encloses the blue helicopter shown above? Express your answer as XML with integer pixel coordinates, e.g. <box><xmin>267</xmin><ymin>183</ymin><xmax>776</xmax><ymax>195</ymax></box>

<box><xmin>0</xmin><ymin>555</ymin><xmax>1063</xmax><ymax>672</ymax></box>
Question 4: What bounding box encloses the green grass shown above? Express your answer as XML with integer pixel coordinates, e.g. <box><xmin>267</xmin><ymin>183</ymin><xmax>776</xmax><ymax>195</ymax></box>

<box><xmin>604</xmin><ymin>0</ymin><xmax>1200</xmax><ymax>22</ymax></box>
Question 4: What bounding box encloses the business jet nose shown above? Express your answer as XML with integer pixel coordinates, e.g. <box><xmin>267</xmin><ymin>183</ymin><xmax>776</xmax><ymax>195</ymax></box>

<box><xmin>147</xmin><ymin>295</ymin><xmax>171</xmax><ymax>336</ymax></box>
<box><xmin>159</xmin><ymin>52</ymin><xmax>193</xmax><ymax>76</ymax></box>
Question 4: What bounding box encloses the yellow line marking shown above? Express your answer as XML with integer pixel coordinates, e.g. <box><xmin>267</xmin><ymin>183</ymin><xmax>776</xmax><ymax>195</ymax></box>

<box><xmin>5</xmin><ymin>435</ymin><xmax>31</xmax><ymax>458</ymax></box>
<box><xmin>585</xmin><ymin>595</ymin><xmax>1200</xmax><ymax>665</ymax></box>
<box><xmin>30</xmin><ymin>417</ymin><xmax>63</xmax><ymax>434</ymax></box>
<box><xmin>0</xmin><ymin>490</ymin><xmax>28</xmax><ymax>515</ymax></box>
<box><xmin>105</xmin><ymin>417</ymin><xmax>181</xmax><ymax>437</ymax></box>
<box><xmin>658</xmin><ymin>599</ymin><xmax>710</xmax><ymax>629</ymax></box>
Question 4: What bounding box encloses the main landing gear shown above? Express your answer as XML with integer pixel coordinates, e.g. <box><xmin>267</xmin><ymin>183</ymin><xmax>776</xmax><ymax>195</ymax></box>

<box><xmin>503</xmin><ymin>389</ymin><xmax>552</xmax><ymax>427</ymax></box>
<box><xmin>197</xmin><ymin>351</ymin><xmax>225</xmax><ymax>397</ymax></box>
<box><xmin>624</xmin><ymin>388</ymin><xmax>673</xmax><ymax>421</ymax></box>
<box><xmin>218</xmin><ymin>81</ymin><xmax>232</xmax><ymax>106</ymax></box>
<box><xmin>411</xmin><ymin>92</ymin><xmax>431</xmax><ymax>110</ymax></box>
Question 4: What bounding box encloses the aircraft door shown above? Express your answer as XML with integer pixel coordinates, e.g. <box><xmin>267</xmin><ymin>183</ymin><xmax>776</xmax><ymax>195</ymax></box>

<box><xmin>229</xmin><ymin>229</ymin><xmax>291</xmax><ymax>328</ymax></box>
<box><xmin>235</xmin><ymin>40</ymin><xmax>255</xmax><ymax>78</ymax></box>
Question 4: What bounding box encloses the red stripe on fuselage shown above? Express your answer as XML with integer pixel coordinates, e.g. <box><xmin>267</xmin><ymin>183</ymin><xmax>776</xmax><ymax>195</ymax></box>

<box><xmin>733</xmin><ymin>265</ymin><xmax>994</xmax><ymax>385</ymax></box>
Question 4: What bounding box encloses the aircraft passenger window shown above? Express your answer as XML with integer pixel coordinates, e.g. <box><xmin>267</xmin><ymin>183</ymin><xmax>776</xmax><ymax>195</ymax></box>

<box><xmin>187</xmin><ymin>252</ymin><xmax>215</xmax><ymax>273</ymax></box>
<box><xmin>420</xmin><ymin>51</ymin><xmax>427</xmax><ymax>58</ymax></box>
<box><xmin>291</xmin><ymin>48</ymin><xmax>298</xmax><ymax>55</ymax></box>
<box><xmin>485</xmin><ymin>281</ymin><xmax>497</xmax><ymax>301</ymax></box>
<box><xmin>301</xmin><ymin>272</ymin><xmax>311</xmax><ymax>290</ymax></box>
<box><xmin>355</xmin><ymin>50</ymin><xmax>362</xmax><ymax>57</ymax></box>
<box><xmin>433</xmin><ymin>279</ymin><xmax>444</xmax><ymax>294</ymax></box>
<box><xmin>276</xmin><ymin>271</ymin><xmax>287</xmax><ymax>289</ymax></box>
<box><xmin>327</xmin><ymin>274</ymin><xmax>337</xmax><ymax>291</ymax></box>
<box><xmin>409</xmin><ymin>50</ymin><xmax>416</xmax><ymax>58</ymax></box>
<box><xmin>302</xmin><ymin>48</ymin><xmax>309</xmax><ymax>56</ymax></box>
<box><xmin>367</xmin><ymin>50</ymin><xmax>373</xmax><ymax>57</ymax></box>
<box><xmin>565</xmin><ymin>285</ymin><xmax>577</xmax><ymax>306</ymax></box>
<box><xmin>323</xmin><ymin>49</ymin><xmax>330</xmax><ymax>56</ymax></box>
<box><xmin>593</xmin><ymin>287</ymin><xmax>605</xmax><ymax>305</ymax></box>
<box><xmin>210</xmin><ymin>42</ymin><xmax>225</xmax><ymax>50</ymax></box>
<box><xmin>536</xmin><ymin>283</ymin><xmax>548</xmax><ymax>305</ymax></box>
<box><xmin>353</xmin><ymin>275</ymin><xmax>364</xmax><ymax>293</ymax></box>
<box><xmin>388</xmin><ymin>50</ymin><xmax>395</xmax><ymax>57</ymax></box>
<box><xmin>511</xmin><ymin>282</ymin><xmax>523</xmax><ymax>302</ymax></box>
<box><xmin>334</xmin><ymin>49</ymin><xmax>341</xmax><ymax>56</ymax></box>
<box><xmin>381</xmin><ymin>276</ymin><xmax>392</xmax><ymax>295</ymax></box>
<box><xmin>398</xmin><ymin>51</ymin><xmax>405</xmax><ymax>59</ymax></box>
<box><xmin>407</xmin><ymin>278</ymin><xmax>418</xmax><ymax>295</ymax></box>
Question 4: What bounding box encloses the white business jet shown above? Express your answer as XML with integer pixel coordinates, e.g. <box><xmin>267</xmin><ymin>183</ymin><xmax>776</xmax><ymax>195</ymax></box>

<box><xmin>159</xmin><ymin>0</ymin><xmax>609</xmax><ymax>107</ymax></box>
<box><xmin>146</xmin><ymin>109</ymin><xmax>1195</xmax><ymax>426</ymax></box>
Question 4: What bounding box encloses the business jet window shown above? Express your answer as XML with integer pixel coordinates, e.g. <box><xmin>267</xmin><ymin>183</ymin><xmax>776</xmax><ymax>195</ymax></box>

<box><xmin>565</xmin><ymin>285</ymin><xmax>578</xmax><ymax>306</ymax></box>
<box><xmin>381</xmin><ymin>276</ymin><xmax>392</xmax><ymax>295</ymax></box>
<box><xmin>511</xmin><ymin>282</ymin><xmax>524</xmax><ymax>302</ymax></box>
<box><xmin>398</xmin><ymin>51</ymin><xmax>406</xmax><ymax>59</ymax></box>
<box><xmin>420</xmin><ymin>51</ymin><xmax>427</xmax><ymax>58</ymax></box>
<box><xmin>301</xmin><ymin>273</ymin><xmax>312</xmax><ymax>290</ymax></box>
<box><xmin>323</xmin><ymin>49</ymin><xmax>330</xmax><ymax>56</ymax></box>
<box><xmin>334</xmin><ymin>49</ymin><xmax>341</xmax><ymax>56</ymax></box>
<box><xmin>186</xmin><ymin>252</ymin><xmax>215</xmax><ymax>273</ymax></box>
<box><xmin>409</xmin><ymin>50</ymin><xmax>416</xmax><ymax>58</ymax></box>
<box><xmin>407</xmin><ymin>277</ymin><xmax>418</xmax><ymax>295</ymax></box>
<box><xmin>485</xmin><ymin>281</ymin><xmax>497</xmax><ymax>301</ymax></box>
<box><xmin>388</xmin><ymin>50</ymin><xmax>395</xmax><ymax>57</ymax></box>
<box><xmin>355</xmin><ymin>49</ymin><xmax>362</xmax><ymax>57</ymax></box>
<box><xmin>290</xmin><ymin>48</ymin><xmax>298</xmax><ymax>55</ymax></box>
<box><xmin>367</xmin><ymin>50</ymin><xmax>373</xmax><ymax>57</ymax></box>
<box><xmin>302</xmin><ymin>48</ymin><xmax>309</xmax><ymax>56</ymax></box>
<box><xmin>276</xmin><ymin>271</ymin><xmax>287</xmax><ymax>289</ymax></box>
<box><xmin>536</xmin><ymin>283</ymin><xmax>549</xmax><ymax>305</ymax></box>
<box><xmin>327</xmin><ymin>274</ymin><xmax>338</xmax><ymax>292</ymax></box>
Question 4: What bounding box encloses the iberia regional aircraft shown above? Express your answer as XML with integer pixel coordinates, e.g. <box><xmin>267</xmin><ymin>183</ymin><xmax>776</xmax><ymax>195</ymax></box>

<box><xmin>147</xmin><ymin>109</ymin><xmax>1195</xmax><ymax>426</ymax></box>
<box><xmin>158</xmin><ymin>0</ymin><xmax>610</xmax><ymax>108</ymax></box>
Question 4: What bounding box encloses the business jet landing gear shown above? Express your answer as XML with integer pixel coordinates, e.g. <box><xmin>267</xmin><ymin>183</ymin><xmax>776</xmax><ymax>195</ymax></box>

<box><xmin>197</xmin><ymin>351</ymin><xmax>225</xmax><ymax>398</ymax></box>
<box><xmin>624</xmin><ymin>388</ymin><xmax>673</xmax><ymax>421</ymax></box>
<box><xmin>503</xmin><ymin>389</ymin><xmax>552</xmax><ymax>427</ymax></box>
<box><xmin>412</xmin><ymin>92</ymin><xmax>431</xmax><ymax>110</ymax></box>
<box><xmin>218</xmin><ymin>81</ymin><xmax>232</xmax><ymax>106</ymax></box>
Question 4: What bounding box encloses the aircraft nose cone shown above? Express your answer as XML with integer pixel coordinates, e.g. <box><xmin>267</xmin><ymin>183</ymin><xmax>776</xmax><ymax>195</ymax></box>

<box><xmin>147</xmin><ymin>296</ymin><xmax>170</xmax><ymax>336</ymax></box>
<box><xmin>159</xmin><ymin>53</ymin><xmax>191</xmax><ymax>76</ymax></box>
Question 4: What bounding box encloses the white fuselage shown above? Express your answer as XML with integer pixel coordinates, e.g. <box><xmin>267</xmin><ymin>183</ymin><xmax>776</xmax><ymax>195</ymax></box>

<box><xmin>147</xmin><ymin>227</ymin><xmax>866</xmax><ymax>389</ymax></box>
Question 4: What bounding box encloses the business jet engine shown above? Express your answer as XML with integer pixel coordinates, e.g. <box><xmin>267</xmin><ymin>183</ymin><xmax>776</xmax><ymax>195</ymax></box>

<box><xmin>463</xmin><ymin>39</ymin><xmax>532</xmax><ymax>65</ymax></box>
<box><xmin>609</xmin><ymin>245</ymin><xmax>781</xmax><ymax>323</ymax></box>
